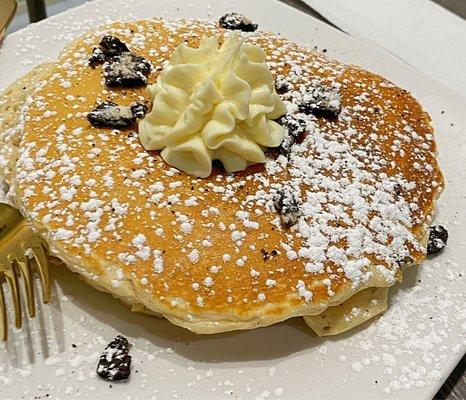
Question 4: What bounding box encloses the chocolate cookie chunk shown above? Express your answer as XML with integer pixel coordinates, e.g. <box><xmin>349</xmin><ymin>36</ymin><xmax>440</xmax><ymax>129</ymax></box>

<box><xmin>104</xmin><ymin>53</ymin><xmax>151</xmax><ymax>88</ymax></box>
<box><xmin>89</xmin><ymin>48</ymin><xmax>106</xmax><ymax>68</ymax></box>
<box><xmin>88</xmin><ymin>36</ymin><xmax>151</xmax><ymax>87</ymax></box>
<box><xmin>299</xmin><ymin>84</ymin><xmax>341</xmax><ymax>118</ymax></box>
<box><xmin>89</xmin><ymin>36</ymin><xmax>130</xmax><ymax>67</ymax></box>
<box><xmin>273</xmin><ymin>135</ymin><xmax>294</xmax><ymax>157</ymax></box>
<box><xmin>97</xmin><ymin>335</ymin><xmax>132</xmax><ymax>381</ymax></box>
<box><xmin>130</xmin><ymin>102</ymin><xmax>148</xmax><ymax>118</ymax></box>
<box><xmin>273</xmin><ymin>187</ymin><xmax>303</xmax><ymax>227</ymax></box>
<box><xmin>278</xmin><ymin>114</ymin><xmax>307</xmax><ymax>140</ymax></box>
<box><xmin>427</xmin><ymin>225</ymin><xmax>448</xmax><ymax>255</ymax></box>
<box><xmin>275</xmin><ymin>114</ymin><xmax>307</xmax><ymax>156</ymax></box>
<box><xmin>100</xmin><ymin>36</ymin><xmax>130</xmax><ymax>58</ymax></box>
<box><xmin>219</xmin><ymin>13</ymin><xmax>258</xmax><ymax>32</ymax></box>
<box><xmin>275</xmin><ymin>78</ymin><xmax>292</xmax><ymax>95</ymax></box>
<box><xmin>87</xmin><ymin>101</ymin><xmax>146</xmax><ymax>128</ymax></box>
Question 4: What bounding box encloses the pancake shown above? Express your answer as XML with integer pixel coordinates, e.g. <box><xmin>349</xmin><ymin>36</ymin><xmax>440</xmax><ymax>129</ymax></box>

<box><xmin>304</xmin><ymin>286</ymin><xmax>389</xmax><ymax>336</ymax></box>
<box><xmin>0</xmin><ymin>63</ymin><xmax>55</xmax><ymax>188</ymax></box>
<box><xmin>1</xmin><ymin>18</ymin><xmax>443</xmax><ymax>334</ymax></box>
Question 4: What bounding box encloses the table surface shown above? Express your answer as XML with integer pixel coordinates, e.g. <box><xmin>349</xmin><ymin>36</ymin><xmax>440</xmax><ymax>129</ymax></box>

<box><xmin>277</xmin><ymin>2</ymin><xmax>465</xmax><ymax>400</ymax></box>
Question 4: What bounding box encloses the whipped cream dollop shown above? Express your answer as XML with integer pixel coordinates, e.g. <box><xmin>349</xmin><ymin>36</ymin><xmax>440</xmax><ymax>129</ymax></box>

<box><xmin>139</xmin><ymin>33</ymin><xmax>286</xmax><ymax>178</ymax></box>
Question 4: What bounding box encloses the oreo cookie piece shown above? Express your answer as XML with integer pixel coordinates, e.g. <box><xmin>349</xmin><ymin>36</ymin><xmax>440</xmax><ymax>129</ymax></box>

<box><xmin>219</xmin><ymin>13</ymin><xmax>258</xmax><ymax>32</ymax></box>
<box><xmin>104</xmin><ymin>53</ymin><xmax>151</xmax><ymax>88</ymax></box>
<box><xmin>278</xmin><ymin>114</ymin><xmax>307</xmax><ymax>140</ymax></box>
<box><xmin>130</xmin><ymin>102</ymin><xmax>148</xmax><ymax>118</ymax></box>
<box><xmin>274</xmin><ymin>114</ymin><xmax>307</xmax><ymax>157</ymax></box>
<box><xmin>87</xmin><ymin>101</ymin><xmax>146</xmax><ymax>128</ymax></box>
<box><xmin>427</xmin><ymin>225</ymin><xmax>448</xmax><ymax>255</ymax></box>
<box><xmin>100</xmin><ymin>36</ymin><xmax>130</xmax><ymax>58</ymax></box>
<box><xmin>274</xmin><ymin>135</ymin><xmax>294</xmax><ymax>158</ymax></box>
<box><xmin>273</xmin><ymin>187</ymin><xmax>303</xmax><ymax>227</ymax></box>
<box><xmin>299</xmin><ymin>84</ymin><xmax>341</xmax><ymax>118</ymax></box>
<box><xmin>275</xmin><ymin>78</ymin><xmax>292</xmax><ymax>95</ymax></box>
<box><xmin>89</xmin><ymin>36</ymin><xmax>130</xmax><ymax>67</ymax></box>
<box><xmin>89</xmin><ymin>48</ymin><xmax>106</xmax><ymax>68</ymax></box>
<box><xmin>97</xmin><ymin>335</ymin><xmax>132</xmax><ymax>381</ymax></box>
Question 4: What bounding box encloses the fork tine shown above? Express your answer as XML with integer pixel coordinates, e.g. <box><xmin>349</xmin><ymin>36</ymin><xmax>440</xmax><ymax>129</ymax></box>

<box><xmin>0</xmin><ymin>272</ymin><xmax>7</xmax><ymax>341</ymax></box>
<box><xmin>31</xmin><ymin>245</ymin><xmax>50</xmax><ymax>303</ymax></box>
<box><xmin>4</xmin><ymin>268</ymin><xmax>22</xmax><ymax>329</ymax></box>
<box><xmin>15</xmin><ymin>256</ymin><xmax>35</xmax><ymax>318</ymax></box>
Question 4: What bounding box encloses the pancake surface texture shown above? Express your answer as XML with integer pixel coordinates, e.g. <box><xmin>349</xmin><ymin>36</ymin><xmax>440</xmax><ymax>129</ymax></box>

<box><xmin>6</xmin><ymin>18</ymin><xmax>443</xmax><ymax>334</ymax></box>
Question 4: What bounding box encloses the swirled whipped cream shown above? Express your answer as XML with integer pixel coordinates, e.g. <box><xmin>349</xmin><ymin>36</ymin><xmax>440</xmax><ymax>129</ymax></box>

<box><xmin>139</xmin><ymin>33</ymin><xmax>286</xmax><ymax>178</ymax></box>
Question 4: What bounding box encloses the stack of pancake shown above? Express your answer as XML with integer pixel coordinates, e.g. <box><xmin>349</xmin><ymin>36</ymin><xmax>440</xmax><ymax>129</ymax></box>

<box><xmin>0</xmin><ymin>17</ymin><xmax>443</xmax><ymax>335</ymax></box>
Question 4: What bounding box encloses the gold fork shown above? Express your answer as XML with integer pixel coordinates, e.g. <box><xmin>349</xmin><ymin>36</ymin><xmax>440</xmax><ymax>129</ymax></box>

<box><xmin>0</xmin><ymin>203</ymin><xmax>51</xmax><ymax>341</ymax></box>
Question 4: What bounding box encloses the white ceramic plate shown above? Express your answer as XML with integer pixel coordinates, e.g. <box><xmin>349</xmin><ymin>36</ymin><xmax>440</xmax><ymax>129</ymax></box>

<box><xmin>0</xmin><ymin>1</ymin><xmax>465</xmax><ymax>399</ymax></box>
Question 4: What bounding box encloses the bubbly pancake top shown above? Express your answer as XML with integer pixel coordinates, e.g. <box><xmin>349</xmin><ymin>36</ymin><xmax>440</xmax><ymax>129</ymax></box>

<box><xmin>14</xmin><ymin>19</ymin><xmax>443</xmax><ymax>319</ymax></box>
